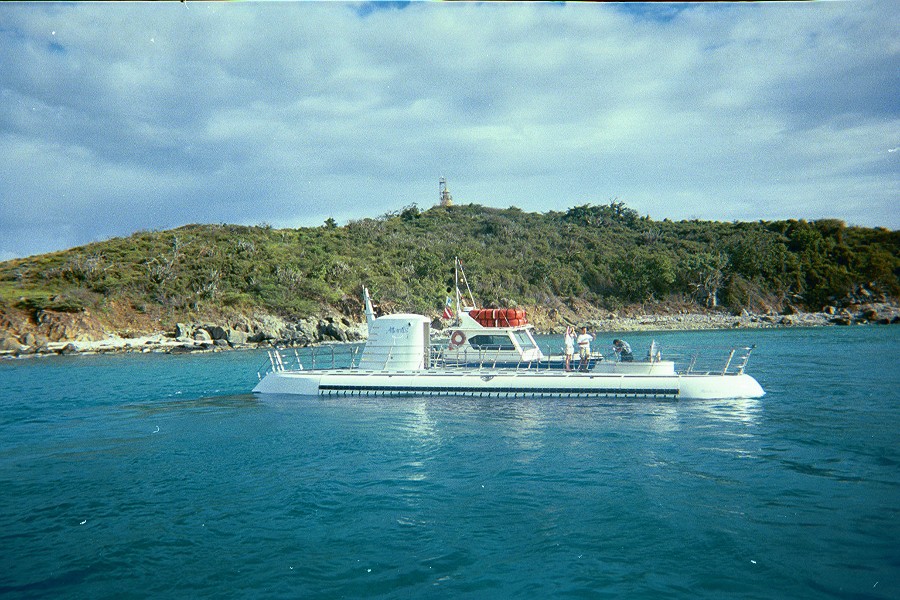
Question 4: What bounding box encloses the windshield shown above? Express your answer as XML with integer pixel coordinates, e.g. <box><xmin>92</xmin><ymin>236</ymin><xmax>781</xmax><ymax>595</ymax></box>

<box><xmin>468</xmin><ymin>334</ymin><xmax>515</xmax><ymax>351</ymax></box>
<box><xmin>513</xmin><ymin>330</ymin><xmax>536</xmax><ymax>351</ymax></box>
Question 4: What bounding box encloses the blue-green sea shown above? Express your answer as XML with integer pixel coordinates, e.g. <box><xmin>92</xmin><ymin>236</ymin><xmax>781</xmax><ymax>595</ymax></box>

<box><xmin>1</xmin><ymin>327</ymin><xmax>898</xmax><ymax>599</ymax></box>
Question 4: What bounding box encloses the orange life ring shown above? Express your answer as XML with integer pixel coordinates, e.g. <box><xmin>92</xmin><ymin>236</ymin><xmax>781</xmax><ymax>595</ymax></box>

<box><xmin>449</xmin><ymin>330</ymin><xmax>467</xmax><ymax>348</ymax></box>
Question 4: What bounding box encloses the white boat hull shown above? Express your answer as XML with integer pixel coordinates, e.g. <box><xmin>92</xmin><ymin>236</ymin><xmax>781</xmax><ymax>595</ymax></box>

<box><xmin>253</xmin><ymin>369</ymin><xmax>765</xmax><ymax>400</ymax></box>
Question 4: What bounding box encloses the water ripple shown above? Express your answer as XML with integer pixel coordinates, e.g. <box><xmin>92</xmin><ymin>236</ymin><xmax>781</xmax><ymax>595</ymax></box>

<box><xmin>1</xmin><ymin>329</ymin><xmax>898</xmax><ymax>598</ymax></box>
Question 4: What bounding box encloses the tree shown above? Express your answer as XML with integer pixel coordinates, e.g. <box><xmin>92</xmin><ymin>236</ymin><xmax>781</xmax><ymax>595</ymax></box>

<box><xmin>684</xmin><ymin>252</ymin><xmax>728</xmax><ymax>308</ymax></box>
<box><xmin>614</xmin><ymin>249</ymin><xmax>676</xmax><ymax>302</ymax></box>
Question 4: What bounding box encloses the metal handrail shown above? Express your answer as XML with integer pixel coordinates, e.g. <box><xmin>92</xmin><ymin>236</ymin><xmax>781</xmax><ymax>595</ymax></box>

<box><xmin>722</xmin><ymin>348</ymin><xmax>736</xmax><ymax>375</ymax></box>
<box><xmin>259</xmin><ymin>342</ymin><xmax>757</xmax><ymax>377</ymax></box>
<box><xmin>257</xmin><ymin>344</ymin><xmax>362</xmax><ymax>379</ymax></box>
<box><xmin>736</xmin><ymin>345</ymin><xmax>755</xmax><ymax>374</ymax></box>
<box><xmin>659</xmin><ymin>345</ymin><xmax>754</xmax><ymax>376</ymax></box>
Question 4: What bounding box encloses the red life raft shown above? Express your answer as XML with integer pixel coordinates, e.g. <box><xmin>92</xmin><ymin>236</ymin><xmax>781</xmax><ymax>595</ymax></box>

<box><xmin>468</xmin><ymin>308</ymin><xmax>528</xmax><ymax>328</ymax></box>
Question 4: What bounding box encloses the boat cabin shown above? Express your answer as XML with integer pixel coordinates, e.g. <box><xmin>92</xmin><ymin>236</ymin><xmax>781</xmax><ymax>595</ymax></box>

<box><xmin>436</xmin><ymin>307</ymin><xmax>544</xmax><ymax>368</ymax></box>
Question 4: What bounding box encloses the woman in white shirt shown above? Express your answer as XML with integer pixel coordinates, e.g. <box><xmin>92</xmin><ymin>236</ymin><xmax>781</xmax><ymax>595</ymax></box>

<box><xmin>564</xmin><ymin>326</ymin><xmax>576</xmax><ymax>371</ymax></box>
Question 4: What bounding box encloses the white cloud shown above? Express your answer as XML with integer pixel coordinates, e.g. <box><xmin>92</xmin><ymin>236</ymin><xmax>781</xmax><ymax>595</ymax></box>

<box><xmin>0</xmin><ymin>1</ymin><xmax>897</xmax><ymax>259</ymax></box>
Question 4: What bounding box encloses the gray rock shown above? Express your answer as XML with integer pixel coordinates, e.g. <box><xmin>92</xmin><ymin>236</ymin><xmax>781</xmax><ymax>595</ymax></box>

<box><xmin>318</xmin><ymin>320</ymin><xmax>347</xmax><ymax>342</ymax></box>
<box><xmin>248</xmin><ymin>329</ymin><xmax>278</xmax><ymax>343</ymax></box>
<box><xmin>169</xmin><ymin>344</ymin><xmax>196</xmax><ymax>354</ymax></box>
<box><xmin>227</xmin><ymin>329</ymin><xmax>248</xmax><ymax>345</ymax></box>
<box><xmin>860</xmin><ymin>308</ymin><xmax>878</xmax><ymax>321</ymax></box>
<box><xmin>58</xmin><ymin>343</ymin><xmax>78</xmax><ymax>355</ymax></box>
<box><xmin>293</xmin><ymin>320</ymin><xmax>319</xmax><ymax>341</ymax></box>
<box><xmin>194</xmin><ymin>329</ymin><xmax>212</xmax><ymax>343</ymax></box>
<box><xmin>204</xmin><ymin>325</ymin><xmax>228</xmax><ymax>341</ymax></box>
<box><xmin>0</xmin><ymin>337</ymin><xmax>25</xmax><ymax>352</ymax></box>
<box><xmin>174</xmin><ymin>323</ymin><xmax>190</xmax><ymax>338</ymax></box>
<box><xmin>287</xmin><ymin>330</ymin><xmax>302</xmax><ymax>344</ymax></box>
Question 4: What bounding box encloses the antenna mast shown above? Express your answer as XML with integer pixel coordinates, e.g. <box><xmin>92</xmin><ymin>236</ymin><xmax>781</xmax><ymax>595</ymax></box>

<box><xmin>455</xmin><ymin>257</ymin><xmax>476</xmax><ymax>313</ymax></box>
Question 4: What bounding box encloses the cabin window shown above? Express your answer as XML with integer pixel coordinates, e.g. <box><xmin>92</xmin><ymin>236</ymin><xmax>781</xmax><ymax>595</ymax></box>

<box><xmin>513</xmin><ymin>331</ymin><xmax>537</xmax><ymax>351</ymax></box>
<box><xmin>468</xmin><ymin>334</ymin><xmax>515</xmax><ymax>351</ymax></box>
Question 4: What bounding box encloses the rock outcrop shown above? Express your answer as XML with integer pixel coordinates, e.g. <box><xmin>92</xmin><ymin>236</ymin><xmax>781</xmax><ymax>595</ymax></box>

<box><xmin>1</xmin><ymin>298</ymin><xmax>897</xmax><ymax>358</ymax></box>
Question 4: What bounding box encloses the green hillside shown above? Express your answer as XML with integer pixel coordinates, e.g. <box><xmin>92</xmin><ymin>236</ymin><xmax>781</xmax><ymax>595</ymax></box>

<box><xmin>1</xmin><ymin>202</ymin><xmax>898</xmax><ymax>326</ymax></box>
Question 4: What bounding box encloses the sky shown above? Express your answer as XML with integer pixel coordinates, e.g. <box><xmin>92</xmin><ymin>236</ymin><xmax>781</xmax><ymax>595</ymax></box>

<box><xmin>1</xmin><ymin>1</ymin><xmax>898</xmax><ymax>261</ymax></box>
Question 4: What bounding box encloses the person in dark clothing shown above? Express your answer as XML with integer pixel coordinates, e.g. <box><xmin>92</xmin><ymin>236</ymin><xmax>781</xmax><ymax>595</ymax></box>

<box><xmin>613</xmin><ymin>339</ymin><xmax>634</xmax><ymax>362</ymax></box>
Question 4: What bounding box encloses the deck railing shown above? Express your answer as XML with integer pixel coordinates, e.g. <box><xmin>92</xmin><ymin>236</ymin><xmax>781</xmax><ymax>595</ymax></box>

<box><xmin>256</xmin><ymin>344</ymin><xmax>362</xmax><ymax>380</ymax></box>
<box><xmin>429</xmin><ymin>344</ymin><xmax>549</xmax><ymax>371</ymax></box>
<box><xmin>659</xmin><ymin>345</ymin><xmax>755</xmax><ymax>375</ymax></box>
<box><xmin>258</xmin><ymin>342</ymin><xmax>755</xmax><ymax>379</ymax></box>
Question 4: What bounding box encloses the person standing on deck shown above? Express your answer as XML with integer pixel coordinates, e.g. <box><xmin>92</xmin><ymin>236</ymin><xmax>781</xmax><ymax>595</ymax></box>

<box><xmin>564</xmin><ymin>326</ymin><xmax>576</xmax><ymax>371</ymax></box>
<box><xmin>576</xmin><ymin>327</ymin><xmax>594</xmax><ymax>372</ymax></box>
<box><xmin>613</xmin><ymin>339</ymin><xmax>634</xmax><ymax>362</ymax></box>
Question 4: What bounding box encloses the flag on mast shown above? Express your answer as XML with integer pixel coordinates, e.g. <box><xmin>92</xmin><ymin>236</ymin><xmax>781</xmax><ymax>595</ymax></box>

<box><xmin>442</xmin><ymin>296</ymin><xmax>453</xmax><ymax>319</ymax></box>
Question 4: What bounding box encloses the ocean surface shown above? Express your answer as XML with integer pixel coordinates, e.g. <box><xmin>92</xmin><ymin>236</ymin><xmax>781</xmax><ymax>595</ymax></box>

<box><xmin>1</xmin><ymin>326</ymin><xmax>898</xmax><ymax>599</ymax></box>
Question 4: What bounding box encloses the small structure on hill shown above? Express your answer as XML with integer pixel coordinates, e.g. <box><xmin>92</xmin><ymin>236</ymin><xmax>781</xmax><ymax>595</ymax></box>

<box><xmin>439</xmin><ymin>177</ymin><xmax>453</xmax><ymax>207</ymax></box>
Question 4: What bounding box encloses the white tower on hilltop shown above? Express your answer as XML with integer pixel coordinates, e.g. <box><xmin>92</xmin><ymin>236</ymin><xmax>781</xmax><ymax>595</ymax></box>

<box><xmin>439</xmin><ymin>177</ymin><xmax>453</xmax><ymax>207</ymax></box>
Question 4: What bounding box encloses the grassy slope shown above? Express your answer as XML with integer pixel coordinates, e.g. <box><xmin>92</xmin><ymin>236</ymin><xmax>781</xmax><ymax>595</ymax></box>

<box><xmin>1</xmin><ymin>203</ymin><xmax>898</xmax><ymax>334</ymax></box>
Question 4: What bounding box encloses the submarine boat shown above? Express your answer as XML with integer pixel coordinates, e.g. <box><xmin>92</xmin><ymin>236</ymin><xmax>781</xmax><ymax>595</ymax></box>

<box><xmin>253</xmin><ymin>293</ymin><xmax>765</xmax><ymax>400</ymax></box>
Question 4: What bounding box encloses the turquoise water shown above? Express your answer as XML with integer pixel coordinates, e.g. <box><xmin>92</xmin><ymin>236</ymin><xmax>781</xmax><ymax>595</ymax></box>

<box><xmin>1</xmin><ymin>327</ymin><xmax>898</xmax><ymax>599</ymax></box>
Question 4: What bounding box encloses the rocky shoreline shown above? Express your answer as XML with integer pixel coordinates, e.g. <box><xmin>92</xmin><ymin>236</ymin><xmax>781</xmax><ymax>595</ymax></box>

<box><xmin>571</xmin><ymin>302</ymin><xmax>900</xmax><ymax>333</ymax></box>
<box><xmin>1</xmin><ymin>301</ymin><xmax>897</xmax><ymax>359</ymax></box>
<box><xmin>0</xmin><ymin>312</ymin><xmax>370</xmax><ymax>359</ymax></box>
